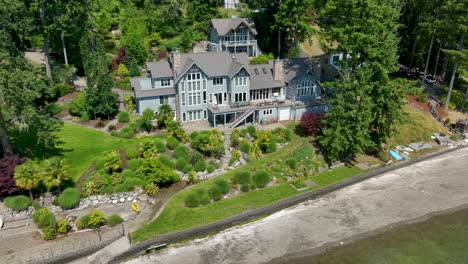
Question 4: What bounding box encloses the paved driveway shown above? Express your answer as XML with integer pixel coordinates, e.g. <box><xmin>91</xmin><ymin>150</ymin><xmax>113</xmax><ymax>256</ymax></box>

<box><xmin>126</xmin><ymin>147</ymin><xmax>468</xmax><ymax>264</ymax></box>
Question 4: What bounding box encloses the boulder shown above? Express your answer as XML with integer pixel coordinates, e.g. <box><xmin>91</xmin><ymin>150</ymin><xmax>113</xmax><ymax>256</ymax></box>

<box><xmin>112</xmin><ymin>200</ymin><xmax>118</xmax><ymax>204</ymax></box>
<box><xmin>119</xmin><ymin>198</ymin><xmax>125</xmax><ymax>203</ymax></box>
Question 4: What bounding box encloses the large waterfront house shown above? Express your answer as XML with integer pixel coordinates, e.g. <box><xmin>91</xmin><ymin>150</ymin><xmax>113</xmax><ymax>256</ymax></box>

<box><xmin>131</xmin><ymin>51</ymin><xmax>327</xmax><ymax>128</ymax></box>
<box><xmin>208</xmin><ymin>18</ymin><xmax>261</xmax><ymax>58</ymax></box>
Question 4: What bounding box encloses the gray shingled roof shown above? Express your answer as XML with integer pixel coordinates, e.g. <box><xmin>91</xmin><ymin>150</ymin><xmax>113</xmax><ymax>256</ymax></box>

<box><xmin>283</xmin><ymin>57</ymin><xmax>315</xmax><ymax>83</ymax></box>
<box><xmin>131</xmin><ymin>78</ymin><xmax>175</xmax><ymax>98</ymax></box>
<box><xmin>211</xmin><ymin>18</ymin><xmax>258</xmax><ymax>36</ymax></box>
<box><xmin>147</xmin><ymin>61</ymin><xmax>172</xmax><ymax>78</ymax></box>
<box><xmin>248</xmin><ymin>63</ymin><xmax>284</xmax><ymax>90</ymax></box>
<box><xmin>176</xmin><ymin>52</ymin><xmax>250</xmax><ymax>80</ymax></box>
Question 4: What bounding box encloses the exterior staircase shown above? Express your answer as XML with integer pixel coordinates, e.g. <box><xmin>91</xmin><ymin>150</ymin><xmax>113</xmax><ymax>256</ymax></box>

<box><xmin>229</xmin><ymin>108</ymin><xmax>254</xmax><ymax>128</ymax></box>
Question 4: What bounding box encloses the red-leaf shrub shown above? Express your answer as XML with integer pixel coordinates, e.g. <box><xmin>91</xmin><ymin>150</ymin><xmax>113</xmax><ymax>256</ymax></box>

<box><xmin>299</xmin><ymin>112</ymin><xmax>322</xmax><ymax>135</ymax></box>
<box><xmin>0</xmin><ymin>155</ymin><xmax>26</xmax><ymax>196</ymax></box>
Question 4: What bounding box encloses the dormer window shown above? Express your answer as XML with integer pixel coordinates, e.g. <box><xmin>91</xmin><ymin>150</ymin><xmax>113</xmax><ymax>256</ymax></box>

<box><xmin>161</xmin><ymin>78</ymin><xmax>171</xmax><ymax>87</ymax></box>
<box><xmin>213</xmin><ymin>77</ymin><xmax>224</xmax><ymax>86</ymax></box>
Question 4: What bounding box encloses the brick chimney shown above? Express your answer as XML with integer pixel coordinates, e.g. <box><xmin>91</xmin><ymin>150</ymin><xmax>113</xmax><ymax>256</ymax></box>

<box><xmin>171</xmin><ymin>50</ymin><xmax>181</xmax><ymax>77</ymax></box>
<box><xmin>273</xmin><ymin>59</ymin><xmax>283</xmax><ymax>82</ymax></box>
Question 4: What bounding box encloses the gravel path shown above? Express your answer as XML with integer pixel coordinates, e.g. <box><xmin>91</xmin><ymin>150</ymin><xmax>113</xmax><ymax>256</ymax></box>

<box><xmin>126</xmin><ymin>147</ymin><xmax>468</xmax><ymax>264</ymax></box>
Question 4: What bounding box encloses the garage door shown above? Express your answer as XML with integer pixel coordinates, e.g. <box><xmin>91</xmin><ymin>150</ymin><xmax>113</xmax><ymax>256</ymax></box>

<box><xmin>279</xmin><ymin>108</ymin><xmax>290</xmax><ymax>121</ymax></box>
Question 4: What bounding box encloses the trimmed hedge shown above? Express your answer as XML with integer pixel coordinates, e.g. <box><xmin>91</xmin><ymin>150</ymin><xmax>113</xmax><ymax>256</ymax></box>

<box><xmin>4</xmin><ymin>195</ymin><xmax>31</xmax><ymax>211</ymax></box>
<box><xmin>57</xmin><ymin>188</ymin><xmax>81</xmax><ymax>210</ymax></box>
<box><xmin>252</xmin><ymin>170</ymin><xmax>270</xmax><ymax>188</ymax></box>
<box><xmin>166</xmin><ymin>137</ymin><xmax>179</xmax><ymax>150</ymax></box>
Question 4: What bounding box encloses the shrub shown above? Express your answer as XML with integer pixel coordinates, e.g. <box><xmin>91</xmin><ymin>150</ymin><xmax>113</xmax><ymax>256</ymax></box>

<box><xmin>190</xmin><ymin>131</ymin><xmax>199</xmax><ymax>140</ymax></box>
<box><xmin>45</xmin><ymin>103</ymin><xmax>63</xmax><ymax>115</ymax></box>
<box><xmin>166</xmin><ymin>120</ymin><xmax>189</xmax><ymax>143</ymax></box>
<box><xmin>118</xmin><ymin>111</ymin><xmax>130</xmax><ymax>123</ymax></box>
<box><xmin>176</xmin><ymin>158</ymin><xmax>188</xmax><ymax>171</ymax></box>
<box><xmin>188</xmin><ymin>151</ymin><xmax>204</xmax><ymax>165</ymax></box>
<box><xmin>417</xmin><ymin>93</ymin><xmax>429</xmax><ymax>103</ymax></box>
<box><xmin>230</xmin><ymin>129</ymin><xmax>240</xmax><ymax>147</ymax></box>
<box><xmin>144</xmin><ymin>183</ymin><xmax>160</xmax><ymax>197</ymax></box>
<box><xmin>127</xmin><ymin>159</ymin><xmax>143</xmax><ymax>171</ymax></box>
<box><xmin>55</xmin><ymin>83</ymin><xmax>74</xmax><ymax>97</ymax></box>
<box><xmin>207</xmin><ymin>164</ymin><xmax>215</xmax><ymax>173</ymax></box>
<box><xmin>68</xmin><ymin>93</ymin><xmax>87</xmax><ymax>116</ymax></box>
<box><xmin>208</xmin><ymin>185</ymin><xmax>223</xmax><ymax>201</ymax></box>
<box><xmin>153</xmin><ymin>139</ymin><xmax>166</xmax><ymax>152</ymax></box>
<box><xmin>265</xmin><ymin>140</ymin><xmax>277</xmax><ymax>153</ymax></box>
<box><xmin>42</xmin><ymin>226</ymin><xmax>57</xmax><ymax>240</ymax></box>
<box><xmin>103</xmin><ymin>151</ymin><xmax>122</xmax><ymax>173</ymax></box>
<box><xmin>299</xmin><ymin>112</ymin><xmax>322</xmax><ymax>135</ymax></box>
<box><xmin>184</xmin><ymin>191</ymin><xmax>200</xmax><ymax>208</ymax></box>
<box><xmin>233</xmin><ymin>171</ymin><xmax>251</xmax><ymax>185</ymax></box>
<box><xmin>240</xmin><ymin>183</ymin><xmax>250</xmax><ymax>193</ymax></box>
<box><xmin>214</xmin><ymin>178</ymin><xmax>230</xmax><ymax>194</ymax></box>
<box><xmin>193</xmin><ymin>159</ymin><xmax>207</xmax><ymax>172</ymax></box>
<box><xmin>57</xmin><ymin>220</ymin><xmax>70</xmax><ymax>234</ymax></box>
<box><xmin>126</xmin><ymin>147</ymin><xmax>139</xmax><ymax>160</ymax></box>
<box><xmin>122</xmin><ymin>169</ymin><xmax>136</xmax><ymax>179</ymax></box>
<box><xmin>139</xmin><ymin>108</ymin><xmax>156</xmax><ymax>132</ymax></box>
<box><xmin>182</xmin><ymin>164</ymin><xmax>193</xmax><ymax>173</ymax></box>
<box><xmin>166</xmin><ymin>137</ymin><xmax>179</xmax><ymax>150</ymax></box>
<box><xmin>106</xmin><ymin>214</ymin><xmax>124</xmax><ymax>227</ymax></box>
<box><xmin>173</xmin><ymin>145</ymin><xmax>190</xmax><ymax>159</ymax></box>
<box><xmin>119</xmin><ymin>126</ymin><xmax>135</xmax><ymax>139</ymax></box>
<box><xmin>239</xmin><ymin>139</ymin><xmax>250</xmax><ymax>153</ymax></box>
<box><xmin>252</xmin><ymin>170</ymin><xmax>270</xmax><ymax>188</ymax></box>
<box><xmin>88</xmin><ymin>209</ymin><xmax>106</xmax><ymax>228</ymax></box>
<box><xmin>240</xmin><ymin>129</ymin><xmax>248</xmax><ymax>137</ymax></box>
<box><xmin>450</xmin><ymin>133</ymin><xmax>462</xmax><ymax>141</ymax></box>
<box><xmin>4</xmin><ymin>195</ymin><xmax>31</xmax><ymax>211</ymax></box>
<box><xmin>199</xmin><ymin>190</ymin><xmax>211</xmax><ymax>205</ymax></box>
<box><xmin>135</xmin><ymin>158</ymin><xmax>179</xmax><ymax>187</ymax></box>
<box><xmin>191</xmin><ymin>130</ymin><xmax>225</xmax><ymax>158</ymax></box>
<box><xmin>229</xmin><ymin>150</ymin><xmax>241</xmax><ymax>166</ymax></box>
<box><xmin>37</xmin><ymin>210</ymin><xmax>56</xmax><ymax>229</ymax></box>
<box><xmin>188</xmin><ymin>170</ymin><xmax>198</xmax><ymax>184</ymax></box>
<box><xmin>80</xmin><ymin>112</ymin><xmax>90</xmax><ymax>122</ymax></box>
<box><xmin>57</xmin><ymin>188</ymin><xmax>81</xmax><ymax>210</ymax></box>
<box><xmin>95</xmin><ymin>156</ymin><xmax>106</xmax><ymax>170</ymax></box>
<box><xmin>272</xmin><ymin>128</ymin><xmax>292</xmax><ymax>142</ymax></box>
<box><xmin>159</xmin><ymin>154</ymin><xmax>175</xmax><ymax>169</ymax></box>
<box><xmin>247</xmin><ymin>125</ymin><xmax>257</xmax><ymax>138</ymax></box>
<box><xmin>76</xmin><ymin>214</ymin><xmax>90</xmax><ymax>230</ymax></box>
<box><xmin>286</xmin><ymin>158</ymin><xmax>298</xmax><ymax>169</ymax></box>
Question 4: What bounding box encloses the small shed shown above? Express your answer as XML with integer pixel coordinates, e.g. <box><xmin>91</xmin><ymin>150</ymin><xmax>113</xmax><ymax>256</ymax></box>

<box><xmin>455</xmin><ymin>119</ymin><xmax>468</xmax><ymax>134</ymax></box>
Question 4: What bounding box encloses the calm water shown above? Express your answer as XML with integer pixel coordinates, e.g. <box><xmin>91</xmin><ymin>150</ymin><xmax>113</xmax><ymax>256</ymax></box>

<box><xmin>285</xmin><ymin>208</ymin><xmax>468</xmax><ymax>264</ymax></box>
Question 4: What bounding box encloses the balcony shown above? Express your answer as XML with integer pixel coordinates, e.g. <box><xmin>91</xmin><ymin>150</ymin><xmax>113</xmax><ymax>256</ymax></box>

<box><xmin>207</xmin><ymin>99</ymin><xmax>297</xmax><ymax>114</ymax></box>
<box><xmin>222</xmin><ymin>40</ymin><xmax>258</xmax><ymax>46</ymax></box>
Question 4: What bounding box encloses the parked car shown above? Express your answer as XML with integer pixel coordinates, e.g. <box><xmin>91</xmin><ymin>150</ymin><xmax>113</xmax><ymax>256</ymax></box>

<box><xmin>424</xmin><ymin>75</ymin><xmax>436</xmax><ymax>84</ymax></box>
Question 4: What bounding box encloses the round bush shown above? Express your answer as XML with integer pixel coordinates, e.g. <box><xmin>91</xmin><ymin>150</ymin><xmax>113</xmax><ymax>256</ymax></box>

<box><xmin>37</xmin><ymin>211</ymin><xmax>57</xmax><ymax>228</ymax></box>
<box><xmin>176</xmin><ymin>158</ymin><xmax>188</xmax><ymax>171</ymax></box>
<box><xmin>214</xmin><ymin>178</ymin><xmax>230</xmax><ymax>194</ymax></box>
<box><xmin>253</xmin><ymin>170</ymin><xmax>271</xmax><ymax>188</ymax></box>
<box><xmin>57</xmin><ymin>219</ymin><xmax>70</xmax><ymax>234</ymax></box>
<box><xmin>153</xmin><ymin>139</ymin><xmax>167</xmax><ymax>152</ymax></box>
<box><xmin>193</xmin><ymin>159</ymin><xmax>207</xmax><ymax>172</ymax></box>
<box><xmin>190</xmin><ymin>131</ymin><xmax>199</xmax><ymax>140</ymax></box>
<box><xmin>122</xmin><ymin>169</ymin><xmax>136</xmax><ymax>179</ymax></box>
<box><xmin>208</xmin><ymin>185</ymin><xmax>223</xmax><ymax>201</ymax></box>
<box><xmin>106</xmin><ymin>214</ymin><xmax>124</xmax><ymax>227</ymax></box>
<box><xmin>4</xmin><ymin>195</ymin><xmax>31</xmax><ymax>211</ymax></box>
<box><xmin>76</xmin><ymin>214</ymin><xmax>90</xmax><ymax>230</ymax></box>
<box><xmin>265</xmin><ymin>141</ymin><xmax>277</xmax><ymax>153</ymax></box>
<box><xmin>207</xmin><ymin>164</ymin><xmax>215</xmax><ymax>173</ymax></box>
<box><xmin>182</xmin><ymin>164</ymin><xmax>193</xmax><ymax>173</ymax></box>
<box><xmin>57</xmin><ymin>188</ymin><xmax>81</xmax><ymax>210</ymax></box>
<box><xmin>173</xmin><ymin>145</ymin><xmax>190</xmax><ymax>159</ymax></box>
<box><xmin>118</xmin><ymin>111</ymin><xmax>130</xmax><ymax>123</ymax></box>
<box><xmin>119</xmin><ymin>126</ymin><xmax>135</xmax><ymax>139</ymax></box>
<box><xmin>126</xmin><ymin>147</ymin><xmax>139</xmax><ymax>159</ymax></box>
<box><xmin>240</xmin><ymin>140</ymin><xmax>250</xmax><ymax>153</ymax></box>
<box><xmin>233</xmin><ymin>171</ymin><xmax>251</xmax><ymax>185</ymax></box>
<box><xmin>240</xmin><ymin>183</ymin><xmax>250</xmax><ymax>193</ymax></box>
<box><xmin>42</xmin><ymin>226</ymin><xmax>57</xmax><ymax>240</ymax></box>
<box><xmin>240</xmin><ymin>129</ymin><xmax>248</xmax><ymax>137</ymax></box>
<box><xmin>88</xmin><ymin>209</ymin><xmax>106</xmax><ymax>228</ymax></box>
<box><xmin>286</xmin><ymin>158</ymin><xmax>297</xmax><ymax>169</ymax></box>
<box><xmin>247</xmin><ymin>125</ymin><xmax>257</xmax><ymax>138</ymax></box>
<box><xmin>95</xmin><ymin>156</ymin><xmax>106</xmax><ymax>170</ymax></box>
<box><xmin>166</xmin><ymin>137</ymin><xmax>179</xmax><ymax>150</ymax></box>
<box><xmin>199</xmin><ymin>191</ymin><xmax>211</xmax><ymax>205</ymax></box>
<box><xmin>184</xmin><ymin>191</ymin><xmax>200</xmax><ymax>208</ymax></box>
<box><xmin>159</xmin><ymin>154</ymin><xmax>175</xmax><ymax>169</ymax></box>
<box><xmin>45</xmin><ymin>103</ymin><xmax>63</xmax><ymax>115</ymax></box>
<box><xmin>127</xmin><ymin>159</ymin><xmax>143</xmax><ymax>171</ymax></box>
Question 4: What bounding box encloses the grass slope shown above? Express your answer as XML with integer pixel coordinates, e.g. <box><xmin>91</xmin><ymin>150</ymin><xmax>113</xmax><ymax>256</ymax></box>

<box><xmin>131</xmin><ymin>134</ymin><xmax>362</xmax><ymax>242</ymax></box>
<box><xmin>58</xmin><ymin>123</ymin><xmax>143</xmax><ymax>180</ymax></box>
<box><xmin>388</xmin><ymin>104</ymin><xmax>449</xmax><ymax>147</ymax></box>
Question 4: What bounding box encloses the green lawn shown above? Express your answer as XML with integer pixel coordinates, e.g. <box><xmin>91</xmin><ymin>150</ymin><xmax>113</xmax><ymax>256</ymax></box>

<box><xmin>308</xmin><ymin>208</ymin><xmax>468</xmax><ymax>264</ymax></box>
<box><xmin>57</xmin><ymin>123</ymin><xmax>144</xmax><ymax>181</ymax></box>
<box><xmin>131</xmin><ymin>134</ymin><xmax>362</xmax><ymax>242</ymax></box>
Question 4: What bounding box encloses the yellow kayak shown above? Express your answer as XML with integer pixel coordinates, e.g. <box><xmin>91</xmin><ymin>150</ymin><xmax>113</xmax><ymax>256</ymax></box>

<box><xmin>132</xmin><ymin>202</ymin><xmax>140</xmax><ymax>212</ymax></box>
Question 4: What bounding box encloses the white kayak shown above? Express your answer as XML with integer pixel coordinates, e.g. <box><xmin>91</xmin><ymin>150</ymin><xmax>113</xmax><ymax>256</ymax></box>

<box><xmin>0</xmin><ymin>216</ymin><xmax>3</xmax><ymax>229</ymax></box>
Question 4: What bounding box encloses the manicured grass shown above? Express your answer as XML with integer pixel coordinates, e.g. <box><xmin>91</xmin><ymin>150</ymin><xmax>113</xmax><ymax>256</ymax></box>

<box><xmin>57</xmin><ymin>123</ymin><xmax>144</xmax><ymax>180</ymax></box>
<box><xmin>131</xmin><ymin>134</ymin><xmax>362</xmax><ymax>242</ymax></box>
<box><xmin>388</xmin><ymin>104</ymin><xmax>449</xmax><ymax>147</ymax></box>
<box><xmin>309</xmin><ymin>208</ymin><xmax>468</xmax><ymax>264</ymax></box>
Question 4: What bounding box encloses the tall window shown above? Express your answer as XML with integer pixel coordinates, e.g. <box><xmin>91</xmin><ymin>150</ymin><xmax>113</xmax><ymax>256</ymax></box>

<box><xmin>159</xmin><ymin>95</ymin><xmax>169</xmax><ymax>104</ymax></box>
<box><xmin>296</xmin><ymin>80</ymin><xmax>312</xmax><ymax>97</ymax></box>
<box><xmin>161</xmin><ymin>79</ymin><xmax>171</xmax><ymax>87</ymax></box>
<box><xmin>234</xmin><ymin>77</ymin><xmax>247</xmax><ymax>86</ymax></box>
<box><xmin>213</xmin><ymin>77</ymin><xmax>224</xmax><ymax>86</ymax></box>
